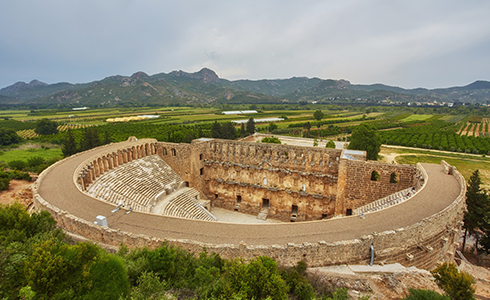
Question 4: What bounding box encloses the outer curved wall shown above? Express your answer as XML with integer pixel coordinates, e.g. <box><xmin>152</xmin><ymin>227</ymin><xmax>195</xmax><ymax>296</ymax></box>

<box><xmin>33</xmin><ymin>139</ymin><xmax>466</xmax><ymax>269</ymax></box>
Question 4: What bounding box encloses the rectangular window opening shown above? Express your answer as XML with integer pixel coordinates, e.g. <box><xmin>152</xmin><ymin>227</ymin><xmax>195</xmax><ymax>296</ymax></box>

<box><xmin>237</xmin><ymin>195</ymin><xmax>242</xmax><ymax>204</ymax></box>
<box><xmin>292</xmin><ymin>205</ymin><xmax>298</xmax><ymax>216</ymax></box>
<box><xmin>262</xmin><ymin>198</ymin><xmax>270</xmax><ymax>208</ymax></box>
<box><xmin>346</xmin><ymin>209</ymin><xmax>353</xmax><ymax>216</ymax></box>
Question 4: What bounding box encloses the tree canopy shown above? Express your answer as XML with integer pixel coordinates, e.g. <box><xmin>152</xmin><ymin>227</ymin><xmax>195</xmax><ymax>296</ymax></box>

<box><xmin>35</xmin><ymin>118</ymin><xmax>58</xmax><ymax>135</ymax></box>
<box><xmin>348</xmin><ymin>123</ymin><xmax>381</xmax><ymax>160</ymax></box>
<box><xmin>313</xmin><ymin>110</ymin><xmax>324</xmax><ymax>121</ymax></box>
<box><xmin>246</xmin><ymin>117</ymin><xmax>255</xmax><ymax>135</ymax></box>
<box><xmin>0</xmin><ymin>128</ymin><xmax>21</xmax><ymax>146</ymax></box>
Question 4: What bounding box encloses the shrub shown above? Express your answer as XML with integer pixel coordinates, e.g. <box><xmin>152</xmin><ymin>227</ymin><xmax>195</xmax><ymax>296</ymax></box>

<box><xmin>0</xmin><ymin>177</ymin><xmax>9</xmax><ymax>191</ymax></box>
<box><xmin>27</xmin><ymin>156</ymin><xmax>45</xmax><ymax>168</ymax></box>
<box><xmin>402</xmin><ymin>288</ymin><xmax>450</xmax><ymax>300</ymax></box>
<box><xmin>325</xmin><ymin>140</ymin><xmax>336</xmax><ymax>148</ymax></box>
<box><xmin>431</xmin><ymin>263</ymin><xmax>475</xmax><ymax>300</ymax></box>
<box><xmin>261</xmin><ymin>136</ymin><xmax>281</xmax><ymax>144</ymax></box>
<box><xmin>8</xmin><ymin>160</ymin><xmax>27</xmax><ymax>171</ymax></box>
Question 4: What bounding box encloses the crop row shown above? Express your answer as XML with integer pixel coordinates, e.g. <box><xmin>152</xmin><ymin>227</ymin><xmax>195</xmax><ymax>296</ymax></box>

<box><xmin>16</xmin><ymin>129</ymin><xmax>39</xmax><ymax>139</ymax></box>
<box><xmin>57</xmin><ymin>124</ymin><xmax>92</xmax><ymax>132</ymax></box>
<box><xmin>380</xmin><ymin>130</ymin><xmax>490</xmax><ymax>154</ymax></box>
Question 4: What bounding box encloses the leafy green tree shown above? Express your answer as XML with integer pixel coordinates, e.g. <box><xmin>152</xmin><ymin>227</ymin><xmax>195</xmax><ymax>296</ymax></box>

<box><xmin>211</xmin><ymin>121</ymin><xmax>222</xmax><ymax>138</ymax></box>
<box><xmin>268</xmin><ymin>122</ymin><xmax>278</xmax><ymax>132</ymax></box>
<box><xmin>246</xmin><ymin>118</ymin><xmax>255</xmax><ymax>135</ymax></box>
<box><xmin>280</xmin><ymin>261</ymin><xmax>314</xmax><ymax>300</ymax></box>
<box><xmin>326</xmin><ymin>140</ymin><xmax>336</xmax><ymax>148</ymax></box>
<box><xmin>62</xmin><ymin>129</ymin><xmax>78</xmax><ymax>157</ymax></box>
<box><xmin>304</xmin><ymin>122</ymin><xmax>311</xmax><ymax>138</ymax></box>
<box><xmin>222</xmin><ymin>122</ymin><xmax>237</xmax><ymax>140</ymax></box>
<box><xmin>103</xmin><ymin>129</ymin><xmax>112</xmax><ymax>145</ymax></box>
<box><xmin>129</xmin><ymin>271</ymin><xmax>169</xmax><ymax>300</ymax></box>
<box><xmin>313</xmin><ymin>110</ymin><xmax>324</xmax><ymax>121</ymax></box>
<box><xmin>0</xmin><ymin>203</ymin><xmax>62</xmax><ymax>299</ymax></box>
<box><xmin>8</xmin><ymin>159</ymin><xmax>27</xmax><ymax>171</ymax></box>
<box><xmin>240</xmin><ymin>123</ymin><xmax>246</xmax><ymax>137</ymax></box>
<box><xmin>81</xmin><ymin>127</ymin><xmax>101</xmax><ymax>151</ymax></box>
<box><xmin>463</xmin><ymin>170</ymin><xmax>490</xmax><ymax>251</ymax></box>
<box><xmin>0</xmin><ymin>128</ymin><xmax>21</xmax><ymax>145</ymax></box>
<box><xmin>35</xmin><ymin>119</ymin><xmax>58</xmax><ymax>135</ymax></box>
<box><xmin>221</xmin><ymin>256</ymin><xmax>288</xmax><ymax>300</ymax></box>
<box><xmin>313</xmin><ymin>138</ymin><xmax>318</xmax><ymax>147</ymax></box>
<box><xmin>24</xmin><ymin>240</ymin><xmax>130</xmax><ymax>299</ymax></box>
<box><xmin>348</xmin><ymin>123</ymin><xmax>381</xmax><ymax>160</ymax></box>
<box><xmin>402</xmin><ymin>288</ymin><xmax>450</xmax><ymax>300</ymax></box>
<box><xmin>431</xmin><ymin>263</ymin><xmax>475</xmax><ymax>300</ymax></box>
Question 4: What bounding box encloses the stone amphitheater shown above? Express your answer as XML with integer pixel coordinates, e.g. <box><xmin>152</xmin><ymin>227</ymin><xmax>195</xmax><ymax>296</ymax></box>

<box><xmin>33</xmin><ymin>137</ymin><xmax>466</xmax><ymax>269</ymax></box>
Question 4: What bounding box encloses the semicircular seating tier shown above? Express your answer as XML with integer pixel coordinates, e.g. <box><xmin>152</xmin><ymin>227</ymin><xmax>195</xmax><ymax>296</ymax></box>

<box><xmin>86</xmin><ymin>154</ymin><xmax>216</xmax><ymax>221</ymax></box>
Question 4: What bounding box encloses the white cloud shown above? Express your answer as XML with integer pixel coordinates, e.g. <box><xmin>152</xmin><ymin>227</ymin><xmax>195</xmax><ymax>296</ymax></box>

<box><xmin>0</xmin><ymin>0</ymin><xmax>489</xmax><ymax>88</ymax></box>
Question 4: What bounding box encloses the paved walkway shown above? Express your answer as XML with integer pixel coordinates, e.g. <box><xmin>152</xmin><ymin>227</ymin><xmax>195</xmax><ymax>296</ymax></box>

<box><xmin>37</xmin><ymin>142</ymin><xmax>461</xmax><ymax>246</ymax></box>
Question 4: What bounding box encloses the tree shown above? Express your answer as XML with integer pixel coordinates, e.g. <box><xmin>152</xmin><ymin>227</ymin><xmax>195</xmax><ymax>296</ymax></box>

<box><xmin>211</xmin><ymin>121</ymin><xmax>222</xmax><ymax>138</ymax></box>
<box><xmin>62</xmin><ymin>129</ymin><xmax>78</xmax><ymax>157</ymax></box>
<box><xmin>8</xmin><ymin>160</ymin><xmax>26</xmax><ymax>171</ymax></box>
<box><xmin>222</xmin><ymin>122</ymin><xmax>237</xmax><ymax>140</ymax></box>
<box><xmin>326</xmin><ymin>140</ymin><xmax>336</xmax><ymax>148</ymax></box>
<box><xmin>313</xmin><ymin>138</ymin><xmax>318</xmax><ymax>147</ymax></box>
<box><xmin>0</xmin><ymin>128</ymin><xmax>21</xmax><ymax>145</ymax></box>
<box><xmin>313</xmin><ymin>110</ymin><xmax>324</xmax><ymax>121</ymax></box>
<box><xmin>431</xmin><ymin>263</ymin><xmax>475</xmax><ymax>300</ymax></box>
<box><xmin>246</xmin><ymin>118</ymin><xmax>255</xmax><ymax>135</ymax></box>
<box><xmin>221</xmin><ymin>256</ymin><xmax>288</xmax><ymax>300</ymax></box>
<box><xmin>81</xmin><ymin>127</ymin><xmax>101</xmax><ymax>151</ymax></box>
<box><xmin>463</xmin><ymin>170</ymin><xmax>490</xmax><ymax>252</ymax></box>
<box><xmin>348</xmin><ymin>123</ymin><xmax>381</xmax><ymax>160</ymax></box>
<box><xmin>35</xmin><ymin>119</ymin><xmax>58</xmax><ymax>135</ymax></box>
<box><xmin>268</xmin><ymin>122</ymin><xmax>278</xmax><ymax>132</ymax></box>
<box><xmin>240</xmin><ymin>123</ymin><xmax>245</xmax><ymax>137</ymax></box>
<box><xmin>303</xmin><ymin>122</ymin><xmax>311</xmax><ymax>138</ymax></box>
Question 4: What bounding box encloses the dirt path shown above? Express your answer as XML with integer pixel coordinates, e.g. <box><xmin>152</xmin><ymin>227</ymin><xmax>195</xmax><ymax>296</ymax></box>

<box><xmin>0</xmin><ymin>180</ymin><xmax>34</xmax><ymax>207</ymax></box>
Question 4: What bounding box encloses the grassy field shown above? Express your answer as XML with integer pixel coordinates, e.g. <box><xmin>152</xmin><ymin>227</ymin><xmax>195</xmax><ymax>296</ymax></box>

<box><xmin>0</xmin><ymin>145</ymin><xmax>63</xmax><ymax>163</ymax></box>
<box><xmin>381</xmin><ymin>146</ymin><xmax>490</xmax><ymax>188</ymax></box>
<box><xmin>398</xmin><ymin>114</ymin><xmax>433</xmax><ymax>122</ymax></box>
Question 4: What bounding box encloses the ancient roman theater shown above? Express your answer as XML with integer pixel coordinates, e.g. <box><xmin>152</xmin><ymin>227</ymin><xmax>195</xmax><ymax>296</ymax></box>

<box><xmin>33</xmin><ymin>137</ymin><xmax>466</xmax><ymax>269</ymax></box>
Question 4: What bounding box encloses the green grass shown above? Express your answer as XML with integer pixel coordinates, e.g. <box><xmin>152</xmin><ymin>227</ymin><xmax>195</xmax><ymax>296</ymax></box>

<box><xmin>396</xmin><ymin>153</ymin><xmax>490</xmax><ymax>188</ymax></box>
<box><xmin>0</xmin><ymin>147</ymin><xmax>63</xmax><ymax>163</ymax></box>
<box><xmin>399</xmin><ymin>114</ymin><xmax>433</xmax><ymax>122</ymax></box>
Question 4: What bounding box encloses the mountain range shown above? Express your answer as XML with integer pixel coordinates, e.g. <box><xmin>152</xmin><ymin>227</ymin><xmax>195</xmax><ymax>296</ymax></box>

<box><xmin>1</xmin><ymin>68</ymin><xmax>489</xmax><ymax>107</ymax></box>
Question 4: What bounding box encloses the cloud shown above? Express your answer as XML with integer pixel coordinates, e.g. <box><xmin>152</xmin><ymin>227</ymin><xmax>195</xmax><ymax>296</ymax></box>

<box><xmin>0</xmin><ymin>0</ymin><xmax>489</xmax><ymax>89</ymax></box>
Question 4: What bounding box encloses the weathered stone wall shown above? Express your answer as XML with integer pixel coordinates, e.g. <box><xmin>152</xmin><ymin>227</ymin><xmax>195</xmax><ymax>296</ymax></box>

<box><xmin>336</xmin><ymin>159</ymin><xmax>417</xmax><ymax>215</ymax></box>
<box><xmin>204</xmin><ymin>139</ymin><xmax>342</xmax><ymax>175</ymax></box>
<box><xmin>208</xmin><ymin>179</ymin><xmax>336</xmax><ymax>221</ymax></box>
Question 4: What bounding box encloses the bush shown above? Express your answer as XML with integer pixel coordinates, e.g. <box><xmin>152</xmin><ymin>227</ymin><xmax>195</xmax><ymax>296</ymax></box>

<box><xmin>8</xmin><ymin>160</ymin><xmax>27</xmax><ymax>171</ymax></box>
<box><xmin>0</xmin><ymin>177</ymin><xmax>9</xmax><ymax>191</ymax></box>
<box><xmin>402</xmin><ymin>288</ymin><xmax>450</xmax><ymax>300</ymax></box>
<box><xmin>261</xmin><ymin>136</ymin><xmax>281</xmax><ymax>144</ymax></box>
<box><xmin>326</xmin><ymin>140</ymin><xmax>336</xmax><ymax>148</ymax></box>
<box><xmin>431</xmin><ymin>263</ymin><xmax>475</xmax><ymax>300</ymax></box>
<box><xmin>27</xmin><ymin>156</ymin><xmax>45</xmax><ymax>168</ymax></box>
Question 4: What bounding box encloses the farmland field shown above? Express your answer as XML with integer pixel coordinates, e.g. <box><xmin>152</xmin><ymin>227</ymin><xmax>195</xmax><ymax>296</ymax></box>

<box><xmin>0</xmin><ymin>146</ymin><xmax>62</xmax><ymax>163</ymax></box>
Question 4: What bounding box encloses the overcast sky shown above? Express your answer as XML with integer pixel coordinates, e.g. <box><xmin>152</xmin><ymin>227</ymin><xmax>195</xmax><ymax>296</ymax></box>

<box><xmin>1</xmin><ymin>0</ymin><xmax>490</xmax><ymax>89</ymax></box>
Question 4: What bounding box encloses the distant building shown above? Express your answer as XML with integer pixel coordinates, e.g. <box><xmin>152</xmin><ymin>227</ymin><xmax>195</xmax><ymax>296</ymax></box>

<box><xmin>73</xmin><ymin>107</ymin><xmax>89</xmax><ymax>111</ymax></box>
